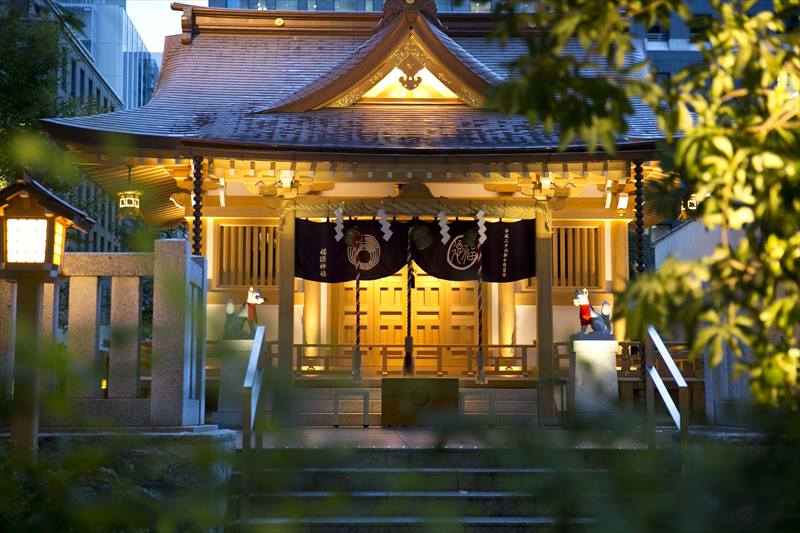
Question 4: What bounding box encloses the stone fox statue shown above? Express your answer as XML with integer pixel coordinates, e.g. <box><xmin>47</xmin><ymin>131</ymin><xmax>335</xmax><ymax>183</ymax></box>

<box><xmin>572</xmin><ymin>288</ymin><xmax>612</xmax><ymax>337</ymax></box>
<box><xmin>223</xmin><ymin>286</ymin><xmax>265</xmax><ymax>339</ymax></box>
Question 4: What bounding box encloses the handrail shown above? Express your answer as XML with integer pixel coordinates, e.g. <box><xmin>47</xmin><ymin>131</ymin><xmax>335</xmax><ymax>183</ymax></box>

<box><xmin>646</xmin><ymin>325</ymin><xmax>690</xmax><ymax>461</ymax></box>
<box><xmin>242</xmin><ymin>325</ymin><xmax>267</xmax><ymax>451</ymax></box>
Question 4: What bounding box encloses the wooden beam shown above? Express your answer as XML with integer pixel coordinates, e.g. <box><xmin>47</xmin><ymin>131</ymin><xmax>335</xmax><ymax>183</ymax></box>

<box><xmin>535</xmin><ymin>210</ymin><xmax>555</xmax><ymax>423</ymax></box>
<box><xmin>275</xmin><ymin>201</ymin><xmax>295</xmax><ymax>423</ymax></box>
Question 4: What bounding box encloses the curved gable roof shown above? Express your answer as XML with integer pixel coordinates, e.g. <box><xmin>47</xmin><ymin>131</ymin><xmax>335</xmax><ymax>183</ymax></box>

<box><xmin>262</xmin><ymin>9</ymin><xmax>502</xmax><ymax>112</ymax></box>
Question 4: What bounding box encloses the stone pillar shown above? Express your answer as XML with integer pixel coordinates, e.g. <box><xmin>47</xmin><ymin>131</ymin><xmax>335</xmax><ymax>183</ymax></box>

<box><xmin>0</xmin><ymin>280</ymin><xmax>17</xmax><ymax>401</ymax></box>
<box><xmin>66</xmin><ymin>276</ymin><xmax>101</xmax><ymax>398</ymax></box>
<box><xmin>498</xmin><ymin>282</ymin><xmax>515</xmax><ymax>358</ymax></box>
<box><xmin>150</xmin><ymin>239</ymin><xmax>203</xmax><ymax>425</ymax></box>
<box><xmin>303</xmin><ymin>280</ymin><xmax>321</xmax><ymax>356</ymax></box>
<box><xmin>535</xmin><ymin>209</ymin><xmax>555</xmax><ymax>421</ymax></box>
<box><xmin>41</xmin><ymin>283</ymin><xmax>59</xmax><ymax>343</ymax></box>
<box><xmin>276</xmin><ymin>203</ymin><xmax>295</xmax><ymax>421</ymax></box>
<box><xmin>109</xmin><ymin>277</ymin><xmax>141</xmax><ymax>399</ymax></box>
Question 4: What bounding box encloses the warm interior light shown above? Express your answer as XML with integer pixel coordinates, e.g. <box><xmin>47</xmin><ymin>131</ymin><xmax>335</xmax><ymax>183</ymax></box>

<box><xmin>617</xmin><ymin>192</ymin><xmax>629</xmax><ymax>210</ymax></box>
<box><xmin>361</xmin><ymin>67</ymin><xmax>459</xmax><ymax>102</ymax></box>
<box><xmin>6</xmin><ymin>218</ymin><xmax>48</xmax><ymax>263</ymax></box>
<box><xmin>279</xmin><ymin>170</ymin><xmax>294</xmax><ymax>189</ymax></box>
<box><xmin>52</xmin><ymin>220</ymin><xmax>65</xmax><ymax>266</ymax></box>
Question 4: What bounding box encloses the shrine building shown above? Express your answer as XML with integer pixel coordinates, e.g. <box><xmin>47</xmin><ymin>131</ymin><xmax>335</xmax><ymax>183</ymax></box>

<box><xmin>39</xmin><ymin>0</ymin><xmax>675</xmax><ymax>426</ymax></box>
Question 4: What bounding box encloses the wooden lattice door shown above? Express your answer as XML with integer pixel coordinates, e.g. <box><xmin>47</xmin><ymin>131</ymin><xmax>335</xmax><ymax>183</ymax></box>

<box><xmin>331</xmin><ymin>265</ymin><xmax>479</xmax><ymax>374</ymax></box>
<box><xmin>442</xmin><ymin>279</ymin><xmax>478</xmax><ymax>371</ymax></box>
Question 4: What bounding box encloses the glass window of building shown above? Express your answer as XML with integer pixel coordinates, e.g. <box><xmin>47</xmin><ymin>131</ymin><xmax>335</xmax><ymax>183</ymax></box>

<box><xmin>335</xmin><ymin>0</ymin><xmax>356</xmax><ymax>10</ymax></box>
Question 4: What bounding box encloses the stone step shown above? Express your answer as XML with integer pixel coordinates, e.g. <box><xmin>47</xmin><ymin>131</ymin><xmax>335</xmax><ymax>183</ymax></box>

<box><xmin>230</xmin><ymin>467</ymin><xmax>609</xmax><ymax>492</ymax></box>
<box><xmin>290</xmin><ymin>413</ymin><xmax>536</xmax><ymax>427</ymax></box>
<box><xmin>237</xmin><ymin>447</ymin><xmax>671</xmax><ymax>469</ymax></box>
<box><xmin>292</xmin><ymin>398</ymin><xmax>537</xmax><ymax>415</ymax></box>
<box><xmin>229</xmin><ymin>490</ymin><xmax>560</xmax><ymax>518</ymax></box>
<box><xmin>228</xmin><ymin>515</ymin><xmax>596</xmax><ymax>532</ymax></box>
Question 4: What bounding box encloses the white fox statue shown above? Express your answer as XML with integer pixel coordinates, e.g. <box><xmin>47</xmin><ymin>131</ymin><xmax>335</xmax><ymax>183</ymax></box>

<box><xmin>572</xmin><ymin>288</ymin><xmax>613</xmax><ymax>338</ymax></box>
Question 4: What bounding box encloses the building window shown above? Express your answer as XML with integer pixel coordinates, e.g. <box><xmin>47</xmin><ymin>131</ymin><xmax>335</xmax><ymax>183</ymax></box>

<box><xmin>79</xmin><ymin>69</ymin><xmax>86</xmax><ymax>101</ymax></box>
<box><xmin>689</xmin><ymin>15</ymin><xmax>712</xmax><ymax>38</ymax></box>
<box><xmin>60</xmin><ymin>49</ymin><xmax>68</xmax><ymax>93</ymax></box>
<box><xmin>471</xmin><ymin>0</ymin><xmax>491</xmax><ymax>12</ymax></box>
<box><xmin>276</xmin><ymin>0</ymin><xmax>299</xmax><ymax>8</ymax></box>
<box><xmin>334</xmin><ymin>0</ymin><xmax>355</xmax><ymax>9</ymax></box>
<box><xmin>646</xmin><ymin>24</ymin><xmax>669</xmax><ymax>41</ymax></box>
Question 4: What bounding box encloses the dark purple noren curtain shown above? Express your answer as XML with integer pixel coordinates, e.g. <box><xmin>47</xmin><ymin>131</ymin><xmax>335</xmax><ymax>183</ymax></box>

<box><xmin>295</xmin><ymin>219</ymin><xmax>535</xmax><ymax>283</ymax></box>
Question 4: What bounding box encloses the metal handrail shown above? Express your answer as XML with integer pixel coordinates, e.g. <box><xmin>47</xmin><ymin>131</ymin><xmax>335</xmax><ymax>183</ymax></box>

<box><xmin>646</xmin><ymin>325</ymin><xmax>690</xmax><ymax>459</ymax></box>
<box><xmin>242</xmin><ymin>325</ymin><xmax>268</xmax><ymax>451</ymax></box>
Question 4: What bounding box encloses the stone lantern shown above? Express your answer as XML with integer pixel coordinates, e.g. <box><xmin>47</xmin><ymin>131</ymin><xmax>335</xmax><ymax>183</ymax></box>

<box><xmin>0</xmin><ymin>171</ymin><xmax>94</xmax><ymax>465</ymax></box>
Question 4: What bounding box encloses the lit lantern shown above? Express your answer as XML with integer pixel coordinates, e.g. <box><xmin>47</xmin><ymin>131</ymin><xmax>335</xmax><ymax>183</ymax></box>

<box><xmin>117</xmin><ymin>165</ymin><xmax>142</xmax><ymax>219</ymax></box>
<box><xmin>0</xmin><ymin>172</ymin><xmax>95</xmax><ymax>280</ymax></box>
<box><xmin>0</xmin><ymin>171</ymin><xmax>94</xmax><ymax>465</ymax></box>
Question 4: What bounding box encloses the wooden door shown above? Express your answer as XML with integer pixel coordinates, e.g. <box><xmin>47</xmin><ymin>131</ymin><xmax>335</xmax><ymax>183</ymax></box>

<box><xmin>330</xmin><ymin>265</ymin><xmax>480</xmax><ymax>375</ymax></box>
<box><xmin>371</xmin><ymin>269</ymin><xmax>406</xmax><ymax>367</ymax></box>
<box><xmin>333</xmin><ymin>279</ymin><xmax>371</xmax><ymax>371</ymax></box>
<box><xmin>411</xmin><ymin>267</ymin><xmax>444</xmax><ymax>373</ymax></box>
<box><xmin>443</xmin><ymin>279</ymin><xmax>478</xmax><ymax>371</ymax></box>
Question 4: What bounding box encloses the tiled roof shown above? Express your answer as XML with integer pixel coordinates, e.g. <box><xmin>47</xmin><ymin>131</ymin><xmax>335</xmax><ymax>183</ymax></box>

<box><xmin>43</xmin><ymin>13</ymin><xmax>662</xmax><ymax>155</ymax></box>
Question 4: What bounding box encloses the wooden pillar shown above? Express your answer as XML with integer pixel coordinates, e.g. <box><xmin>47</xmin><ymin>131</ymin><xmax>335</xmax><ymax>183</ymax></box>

<box><xmin>611</xmin><ymin>220</ymin><xmax>630</xmax><ymax>341</ymax></box>
<box><xmin>192</xmin><ymin>155</ymin><xmax>204</xmax><ymax>256</ymax></box>
<box><xmin>535</xmin><ymin>208</ymin><xmax>555</xmax><ymax>421</ymax></box>
<box><xmin>66</xmin><ymin>276</ymin><xmax>101</xmax><ymax>398</ymax></box>
<box><xmin>633</xmin><ymin>160</ymin><xmax>645</xmax><ymax>274</ymax></box>
<box><xmin>276</xmin><ymin>202</ymin><xmax>295</xmax><ymax>422</ymax></box>
<box><xmin>109</xmin><ymin>276</ymin><xmax>141</xmax><ymax>398</ymax></box>
<box><xmin>498</xmin><ymin>282</ymin><xmax>515</xmax><ymax>357</ymax></box>
<box><xmin>303</xmin><ymin>280</ymin><xmax>321</xmax><ymax>356</ymax></box>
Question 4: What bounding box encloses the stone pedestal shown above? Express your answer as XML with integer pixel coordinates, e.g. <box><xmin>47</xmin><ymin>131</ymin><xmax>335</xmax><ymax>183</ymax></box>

<box><xmin>568</xmin><ymin>339</ymin><xmax>619</xmax><ymax>419</ymax></box>
<box><xmin>208</xmin><ymin>339</ymin><xmax>253</xmax><ymax>427</ymax></box>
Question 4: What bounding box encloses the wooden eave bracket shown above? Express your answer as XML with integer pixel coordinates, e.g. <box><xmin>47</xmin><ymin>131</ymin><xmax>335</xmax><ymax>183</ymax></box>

<box><xmin>175</xmin><ymin>3</ymin><xmax>196</xmax><ymax>44</ymax></box>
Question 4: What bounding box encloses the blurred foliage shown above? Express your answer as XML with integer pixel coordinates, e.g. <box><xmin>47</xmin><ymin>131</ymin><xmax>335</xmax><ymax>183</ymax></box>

<box><xmin>493</xmin><ymin>0</ymin><xmax>800</xmax><ymax>409</ymax></box>
<box><xmin>0</xmin><ymin>6</ymin><xmax>94</xmax><ymax>191</ymax></box>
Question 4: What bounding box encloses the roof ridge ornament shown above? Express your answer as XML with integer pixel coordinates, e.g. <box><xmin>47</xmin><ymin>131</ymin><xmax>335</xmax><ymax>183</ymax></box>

<box><xmin>377</xmin><ymin>0</ymin><xmax>443</xmax><ymax>30</ymax></box>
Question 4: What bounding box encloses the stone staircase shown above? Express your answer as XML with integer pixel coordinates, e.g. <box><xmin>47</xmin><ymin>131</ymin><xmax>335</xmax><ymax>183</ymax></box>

<box><xmin>292</xmin><ymin>385</ymin><xmax>538</xmax><ymax>427</ymax></box>
<box><xmin>226</xmin><ymin>445</ymin><xmax>675</xmax><ymax>532</ymax></box>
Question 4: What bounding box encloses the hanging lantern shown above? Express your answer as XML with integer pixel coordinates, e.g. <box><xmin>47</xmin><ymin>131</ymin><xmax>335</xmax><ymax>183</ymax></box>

<box><xmin>410</xmin><ymin>224</ymin><xmax>433</xmax><ymax>251</ymax></box>
<box><xmin>117</xmin><ymin>165</ymin><xmax>142</xmax><ymax>219</ymax></box>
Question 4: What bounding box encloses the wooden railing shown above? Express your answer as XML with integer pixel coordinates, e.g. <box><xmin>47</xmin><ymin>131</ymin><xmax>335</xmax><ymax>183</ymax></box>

<box><xmin>242</xmin><ymin>326</ymin><xmax>274</xmax><ymax>451</ymax></box>
<box><xmin>282</xmin><ymin>343</ymin><xmax>533</xmax><ymax>378</ymax></box>
<box><xmin>553</xmin><ymin>340</ymin><xmax>645</xmax><ymax>379</ymax></box>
